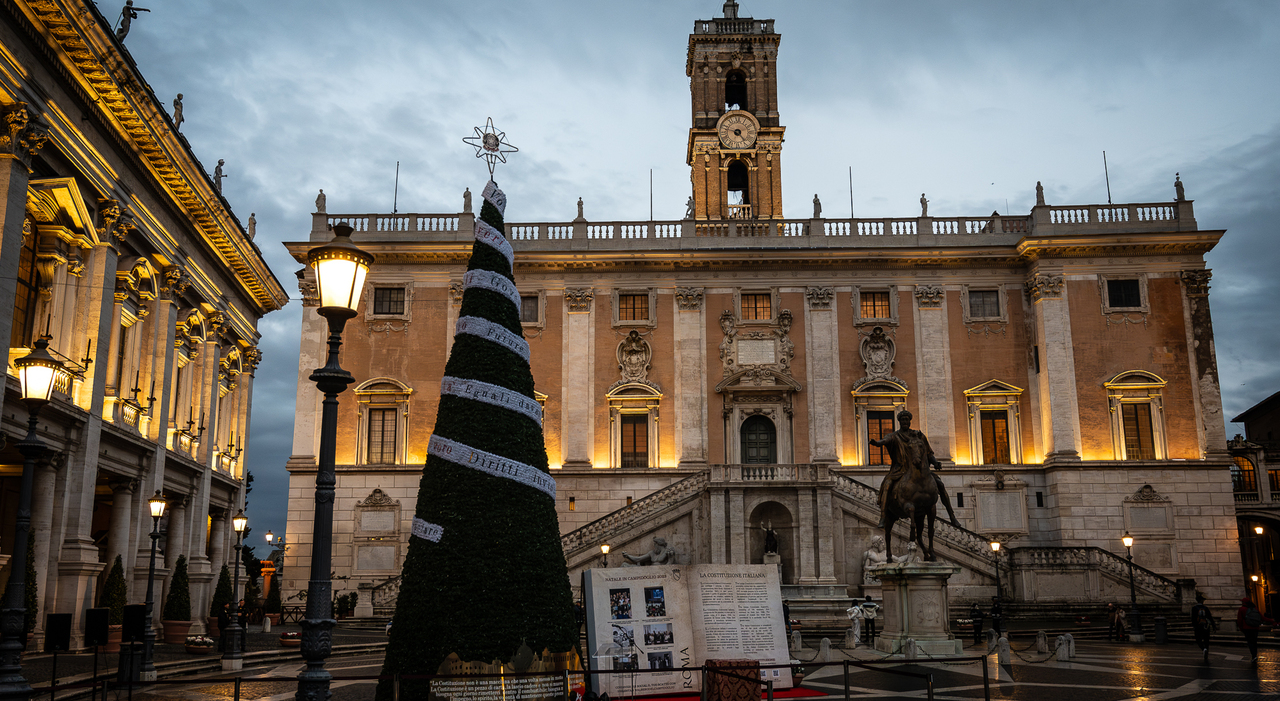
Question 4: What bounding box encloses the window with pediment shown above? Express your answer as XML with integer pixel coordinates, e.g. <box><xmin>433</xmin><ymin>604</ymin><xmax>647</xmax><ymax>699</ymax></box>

<box><xmin>1105</xmin><ymin>371</ymin><xmax>1168</xmax><ymax>461</ymax></box>
<box><xmin>354</xmin><ymin>378</ymin><xmax>413</xmax><ymax>465</ymax></box>
<box><xmin>963</xmin><ymin>380</ymin><xmax>1024</xmax><ymax>465</ymax></box>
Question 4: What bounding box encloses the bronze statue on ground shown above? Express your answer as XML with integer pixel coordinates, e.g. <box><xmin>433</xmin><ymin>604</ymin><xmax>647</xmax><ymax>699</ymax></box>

<box><xmin>871</xmin><ymin>409</ymin><xmax>959</xmax><ymax>561</ymax></box>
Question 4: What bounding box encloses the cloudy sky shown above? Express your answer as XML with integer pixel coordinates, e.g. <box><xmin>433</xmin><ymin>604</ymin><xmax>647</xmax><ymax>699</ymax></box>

<box><xmin>114</xmin><ymin>0</ymin><xmax>1280</xmax><ymax>543</ymax></box>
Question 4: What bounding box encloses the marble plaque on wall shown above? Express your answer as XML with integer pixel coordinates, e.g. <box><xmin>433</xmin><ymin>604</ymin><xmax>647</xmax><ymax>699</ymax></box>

<box><xmin>1129</xmin><ymin>506</ymin><xmax>1168</xmax><ymax>530</ymax></box>
<box><xmin>357</xmin><ymin>545</ymin><xmax>396</xmax><ymax>571</ymax></box>
<box><xmin>978</xmin><ymin>491</ymin><xmax>1024</xmax><ymax>531</ymax></box>
<box><xmin>361</xmin><ymin>510</ymin><xmax>396</xmax><ymax>532</ymax></box>
<box><xmin>737</xmin><ymin>340</ymin><xmax>775</xmax><ymax>365</ymax></box>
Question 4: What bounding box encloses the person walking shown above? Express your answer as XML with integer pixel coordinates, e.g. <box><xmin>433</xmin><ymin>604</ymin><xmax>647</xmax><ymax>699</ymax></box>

<box><xmin>1236</xmin><ymin>597</ymin><xmax>1275</xmax><ymax>663</ymax></box>
<box><xmin>1190</xmin><ymin>592</ymin><xmax>1217</xmax><ymax>661</ymax></box>
<box><xmin>861</xmin><ymin>596</ymin><xmax>881</xmax><ymax>645</ymax></box>
<box><xmin>970</xmin><ymin>603</ymin><xmax>985</xmax><ymax>647</ymax></box>
<box><xmin>1108</xmin><ymin>603</ymin><xmax>1127</xmax><ymax>642</ymax></box>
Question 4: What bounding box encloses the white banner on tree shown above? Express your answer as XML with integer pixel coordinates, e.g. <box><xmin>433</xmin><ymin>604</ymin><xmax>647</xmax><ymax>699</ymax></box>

<box><xmin>474</xmin><ymin>220</ymin><xmax>514</xmax><ymax>270</ymax></box>
<box><xmin>411</xmin><ymin>517</ymin><xmax>444</xmax><ymax>543</ymax></box>
<box><xmin>441</xmin><ymin>375</ymin><xmax>542</xmax><ymax>425</ymax></box>
<box><xmin>482</xmin><ymin>180</ymin><xmax>507</xmax><ymax>216</ymax></box>
<box><xmin>455</xmin><ymin>316</ymin><xmax>529</xmax><ymax>361</ymax></box>
<box><xmin>463</xmin><ymin>269</ymin><xmax>521</xmax><ymax>312</ymax></box>
<box><xmin>428</xmin><ymin>434</ymin><xmax>556</xmax><ymax>499</ymax></box>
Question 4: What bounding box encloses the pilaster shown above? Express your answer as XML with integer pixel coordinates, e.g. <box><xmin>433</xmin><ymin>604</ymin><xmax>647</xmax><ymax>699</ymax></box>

<box><xmin>1180</xmin><ymin>270</ymin><xmax>1227</xmax><ymax>457</ymax></box>
<box><xmin>561</xmin><ymin>288</ymin><xmax>595</xmax><ymax>467</ymax></box>
<box><xmin>729</xmin><ymin>488</ymin><xmax>745</xmax><ymax>564</ymax></box>
<box><xmin>804</xmin><ymin>287</ymin><xmax>840</xmax><ymax>464</ymax></box>
<box><xmin>710</xmin><ymin>488</ymin><xmax>726</xmax><ymax>564</ymax></box>
<box><xmin>815</xmin><ymin>484</ymin><xmax>836</xmax><ymax>583</ymax></box>
<box><xmin>674</xmin><ymin>288</ymin><xmax>708</xmax><ymax>467</ymax></box>
<box><xmin>1025</xmin><ymin>273</ymin><xmax>1082</xmax><ymax>461</ymax></box>
<box><xmin>796</xmin><ymin>488</ymin><xmax>816</xmax><ymax>584</ymax></box>
<box><xmin>912</xmin><ymin>285</ymin><xmax>955</xmax><ymax>461</ymax></box>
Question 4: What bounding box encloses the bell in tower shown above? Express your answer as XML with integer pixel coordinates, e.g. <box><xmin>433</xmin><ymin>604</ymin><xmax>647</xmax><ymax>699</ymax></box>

<box><xmin>686</xmin><ymin>3</ymin><xmax>784</xmax><ymax>223</ymax></box>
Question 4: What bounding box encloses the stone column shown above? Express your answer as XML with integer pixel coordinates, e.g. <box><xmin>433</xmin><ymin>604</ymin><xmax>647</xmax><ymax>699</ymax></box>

<box><xmin>1180</xmin><ymin>270</ymin><xmax>1228</xmax><ymax>457</ymax></box>
<box><xmin>30</xmin><ymin>454</ymin><xmax>61</xmax><ymax>636</ymax></box>
<box><xmin>209</xmin><ymin>511</ymin><xmax>228</xmax><ymax>576</ymax></box>
<box><xmin>815</xmin><ymin>481</ymin><xmax>837</xmax><ymax>584</ymax></box>
<box><xmin>710</xmin><ymin>487</ymin><xmax>727</xmax><ymax>564</ymax></box>
<box><xmin>729</xmin><ymin>488</ymin><xmax>745</xmax><ymax>564</ymax></box>
<box><xmin>561</xmin><ymin>289</ymin><xmax>595</xmax><ymax>468</ymax></box>
<box><xmin>912</xmin><ymin>285</ymin><xmax>955</xmax><ymax>462</ymax></box>
<box><xmin>804</xmin><ymin>287</ymin><xmax>841</xmax><ymax>464</ymax></box>
<box><xmin>796</xmin><ymin>488</ymin><xmax>817</xmax><ymax>584</ymax></box>
<box><xmin>105</xmin><ymin>479</ymin><xmax>137</xmax><ymax>576</ymax></box>
<box><xmin>1025</xmin><ymin>273</ymin><xmax>1082</xmax><ymax>461</ymax></box>
<box><xmin>0</xmin><ymin>104</ymin><xmax>48</xmax><ymax>417</ymax></box>
<box><xmin>674</xmin><ymin>288</ymin><xmax>708</xmax><ymax>467</ymax></box>
<box><xmin>166</xmin><ymin>497</ymin><xmax>188</xmax><ymax>571</ymax></box>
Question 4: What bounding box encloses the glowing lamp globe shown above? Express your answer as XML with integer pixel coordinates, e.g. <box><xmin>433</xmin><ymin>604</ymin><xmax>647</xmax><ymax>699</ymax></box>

<box><xmin>148</xmin><ymin>490</ymin><xmax>168</xmax><ymax>519</ymax></box>
<box><xmin>1122</xmin><ymin>532</ymin><xmax>1134</xmax><ymax>549</ymax></box>
<box><xmin>16</xmin><ymin>337</ymin><xmax>64</xmax><ymax>404</ymax></box>
<box><xmin>232</xmin><ymin>509</ymin><xmax>249</xmax><ymax>534</ymax></box>
<box><xmin>989</xmin><ymin>541</ymin><xmax>1000</xmax><ymax>552</ymax></box>
<box><xmin>1255</xmin><ymin>526</ymin><xmax>1265</xmax><ymax>535</ymax></box>
<box><xmin>308</xmin><ymin>223</ymin><xmax>373</xmax><ymax>317</ymax></box>
<box><xmin>266</xmin><ymin>529</ymin><xmax>275</xmax><ymax>543</ymax></box>
<box><xmin>600</xmin><ymin>544</ymin><xmax>611</xmax><ymax>555</ymax></box>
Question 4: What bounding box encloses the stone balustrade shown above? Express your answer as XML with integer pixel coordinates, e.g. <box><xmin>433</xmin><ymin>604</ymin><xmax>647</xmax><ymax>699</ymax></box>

<box><xmin>326</xmin><ymin>213</ymin><xmax>460</xmax><ymax>233</ymax></box>
<box><xmin>559</xmin><ymin>471</ymin><xmax>710</xmax><ymax>557</ymax></box>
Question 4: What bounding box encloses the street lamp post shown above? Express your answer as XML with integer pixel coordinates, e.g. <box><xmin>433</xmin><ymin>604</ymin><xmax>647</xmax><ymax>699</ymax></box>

<box><xmin>1122</xmin><ymin>531</ymin><xmax>1143</xmax><ymax>642</ymax></box>
<box><xmin>988</xmin><ymin>540</ymin><xmax>1003</xmax><ymax>635</ymax></box>
<box><xmin>299</xmin><ymin>223</ymin><xmax>372</xmax><ymax>701</ymax></box>
<box><xmin>0</xmin><ymin>336</ymin><xmax>65</xmax><ymax>701</ymax></box>
<box><xmin>223</xmin><ymin>510</ymin><xmax>249</xmax><ymax>671</ymax></box>
<box><xmin>141</xmin><ymin>491</ymin><xmax>168</xmax><ymax>681</ymax></box>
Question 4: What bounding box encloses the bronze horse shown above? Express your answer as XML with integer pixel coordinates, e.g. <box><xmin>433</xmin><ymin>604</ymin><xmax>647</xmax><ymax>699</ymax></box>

<box><xmin>871</xmin><ymin>410</ymin><xmax>943</xmax><ymax>562</ymax></box>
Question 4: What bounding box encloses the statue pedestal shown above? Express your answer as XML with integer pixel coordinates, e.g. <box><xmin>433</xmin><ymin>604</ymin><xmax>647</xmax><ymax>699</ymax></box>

<box><xmin>871</xmin><ymin>562</ymin><xmax>963</xmax><ymax>656</ymax></box>
<box><xmin>763</xmin><ymin>552</ymin><xmax>782</xmax><ymax>577</ymax></box>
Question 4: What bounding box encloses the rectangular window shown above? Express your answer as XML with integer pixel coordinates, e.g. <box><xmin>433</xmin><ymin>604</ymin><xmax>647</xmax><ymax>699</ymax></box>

<box><xmin>1035</xmin><ymin>491</ymin><xmax>1044</xmax><ymax>508</ymax></box>
<box><xmin>367</xmin><ymin>407</ymin><xmax>398</xmax><ymax>464</ymax></box>
<box><xmin>741</xmin><ymin>293</ymin><xmax>771</xmax><ymax>321</ymax></box>
<box><xmin>1270</xmin><ymin>468</ymin><xmax>1280</xmax><ymax>493</ymax></box>
<box><xmin>867</xmin><ymin>411</ymin><xmax>895</xmax><ymax>465</ymax></box>
<box><xmin>372</xmin><ymin>287</ymin><xmax>405</xmax><ymax>315</ymax></box>
<box><xmin>626</xmin><ymin>496</ymin><xmax>633</xmax><ymax>506</ymax></box>
<box><xmin>980</xmin><ymin>410</ymin><xmax>1011</xmax><ymax>464</ymax></box>
<box><xmin>956</xmin><ymin>492</ymin><xmax>964</xmax><ymax>507</ymax></box>
<box><xmin>618</xmin><ymin>294</ymin><xmax>649</xmax><ymax>322</ymax></box>
<box><xmin>520</xmin><ymin>295</ymin><xmax>540</xmax><ymax>323</ymax></box>
<box><xmin>968</xmin><ymin>290</ymin><xmax>1001</xmax><ymax>319</ymax></box>
<box><xmin>860</xmin><ymin>291</ymin><xmax>891</xmax><ymax>320</ymax></box>
<box><xmin>1107</xmin><ymin>279</ymin><xmax>1142</xmax><ymax>309</ymax></box>
<box><xmin>569</xmin><ymin>497</ymin><xmax>576</xmax><ymax>511</ymax></box>
<box><xmin>620</xmin><ymin>414</ymin><xmax>647</xmax><ymax>468</ymax></box>
<box><xmin>1121</xmin><ymin>403</ymin><xmax>1155</xmax><ymax>460</ymax></box>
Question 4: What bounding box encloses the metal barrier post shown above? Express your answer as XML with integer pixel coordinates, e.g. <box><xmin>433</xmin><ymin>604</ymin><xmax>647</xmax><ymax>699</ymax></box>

<box><xmin>563</xmin><ymin>669</ymin><xmax>571</xmax><ymax>701</ymax></box>
<box><xmin>699</xmin><ymin>667</ymin><xmax>708</xmax><ymax>701</ymax></box>
<box><xmin>842</xmin><ymin>660</ymin><xmax>849</xmax><ymax>701</ymax></box>
<box><xmin>926</xmin><ymin>673</ymin><xmax>934</xmax><ymax>701</ymax></box>
<box><xmin>982</xmin><ymin>655</ymin><xmax>991</xmax><ymax>701</ymax></box>
<box><xmin>767</xmin><ymin>679</ymin><xmax>773</xmax><ymax>701</ymax></box>
<box><xmin>234</xmin><ymin>676</ymin><xmax>242</xmax><ymax>701</ymax></box>
<box><xmin>393</xmin><ymin>674</ymin><xmax>401</xmax><ymax>701</ymax></box>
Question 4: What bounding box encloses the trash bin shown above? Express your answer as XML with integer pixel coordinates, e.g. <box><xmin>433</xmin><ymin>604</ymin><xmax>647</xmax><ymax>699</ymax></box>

<box><xmin>1153</xmin><ymin>616</ymin><xmax>1167</xmax><ymax>644</ymax></box>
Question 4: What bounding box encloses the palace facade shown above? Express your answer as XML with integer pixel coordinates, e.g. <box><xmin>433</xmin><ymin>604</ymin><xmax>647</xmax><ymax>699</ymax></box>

<box><xmin>283</xmin><ymin>2</ymin><xmax>1241</xmax><ymax>621</ymax></box>
<box><xmin>0</xmin><ymin>1</ymin><xmax>287</xmax><ymax>648</ymax></box>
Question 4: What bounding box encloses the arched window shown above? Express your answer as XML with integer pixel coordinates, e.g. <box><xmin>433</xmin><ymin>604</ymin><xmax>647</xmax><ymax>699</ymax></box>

<box><xmin>10</xmin><ymin>221</ymin><xmax>39</xmax><ymax>348</ymax></box>
<box><xmin>1232</xmin><ymin>455</ymin><xmax>1258</xmax><ymax>494</ymax></box>
<box><xmin>354</xmin><ymin>378</ymin><xmax>413</xmax><ymax>465</ymax></box>
<box><xmin>1104</xmin><ymin>371</ymin><xmax>1168</xmax><ymax>461</ymax></box>
<box><xmin>725</xmin><ymin>70</ymin><xmax>748</xmax><ymax>112</ymax></box>
<box><xmin>740</xmin><ymin>415</ymin><xmax>776</xmax><ymax>464</ymax></box>
<box><xmin>726</xmin><ymin>160</ymin><xmax>750</xmax><ymax>213</ymax></box>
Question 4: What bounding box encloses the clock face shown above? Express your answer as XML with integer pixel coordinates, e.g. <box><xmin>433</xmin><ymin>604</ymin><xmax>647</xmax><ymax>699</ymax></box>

<box><xmin>718</xmin><ymin>113</ymin><xmax>758</xmax><ymax>149</ymax></box>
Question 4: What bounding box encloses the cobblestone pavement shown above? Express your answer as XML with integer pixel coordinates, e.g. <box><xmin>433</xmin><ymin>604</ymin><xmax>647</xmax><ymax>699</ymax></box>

<box><xmin>16</xmin><ymin>631</ymin><xmax>1280</xmax><ymax>701</ymax></box>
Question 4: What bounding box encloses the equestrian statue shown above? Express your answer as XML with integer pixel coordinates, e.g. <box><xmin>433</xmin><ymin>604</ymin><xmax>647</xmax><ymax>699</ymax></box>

<box><xmin>870</xmin><ymin>409</ymin><xmax>959</xmax><ymax>561</ymax></box>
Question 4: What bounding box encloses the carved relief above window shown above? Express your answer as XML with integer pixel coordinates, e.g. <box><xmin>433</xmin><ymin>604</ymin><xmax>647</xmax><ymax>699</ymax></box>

<box><xmin>718</xmin><ymin>308</ymin><xmax>794</xmax><ymax>379</ymax></box>
<box><xmin>613</xmin><ymin>330</ymin><xmax>658</xmax><ymax>392</ymax></box>
<box><xmin>852</xmin><ymin>326</ymin><xmax>902</xmax><ymax>390</ymax></box>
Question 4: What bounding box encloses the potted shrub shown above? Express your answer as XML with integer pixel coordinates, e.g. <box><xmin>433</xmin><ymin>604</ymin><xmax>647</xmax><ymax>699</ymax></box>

<box><xmin>208</xmin><ymin>565</ymin><xmax>233</xmax><ymax>638</ymax></box>
<box><xmin>790</xmin><ymin>661</ymin><xmax>805</xmax><ymax>687</ymax></box>
<box><xmin>263</xmin><ymin>580</ymin><xmax>282</xmax><ymax>625</ymax></box>
<box><xmin>99</xmin><ymin>555</ymin><xmax>127</xmax><ymax>653</ymax></box>
<box><xmin>161</xmin><ymin>555</ymin><xmax>193</xmax><ymax>643</ymax></box>
<box><xmin>279</xmin><ymin>630</ymin><xmax>301</xmax><ymax>648</ymax></box>
<box><xmin>185</xmin><ymin>634</ymin><xmax>216</xmax><ymax>654</ymax></box>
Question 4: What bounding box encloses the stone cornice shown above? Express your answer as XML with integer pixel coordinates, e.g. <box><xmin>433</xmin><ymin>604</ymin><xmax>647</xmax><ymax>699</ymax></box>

<box><xmin>13</xmin><ymin>0</ymin><xmax>287</xmax><ymax>314</ymax></box>
<box><xmin>1015</xmin><ymin>230</ymin><xmax>1223</xmax><ymax>261</ymax></box>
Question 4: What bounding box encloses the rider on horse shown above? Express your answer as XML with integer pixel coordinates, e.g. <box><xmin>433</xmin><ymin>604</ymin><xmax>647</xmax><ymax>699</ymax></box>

<box><xmin>871</xmin><ymin>409</ymin><xmax>960</xmax><ymax>529</ymax></box>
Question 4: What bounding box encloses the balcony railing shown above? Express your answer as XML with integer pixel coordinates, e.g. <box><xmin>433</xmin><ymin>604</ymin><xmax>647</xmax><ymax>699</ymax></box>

<box><xmin>1235</xmin><ymin>491</ymin><xmax>1260</xmax><ymax>503</ymax></box>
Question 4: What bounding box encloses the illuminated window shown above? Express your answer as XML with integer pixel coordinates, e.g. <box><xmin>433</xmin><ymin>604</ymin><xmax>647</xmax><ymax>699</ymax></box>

<box><xmin>618</xmin><ymin>294</ymin><xmax>649</xmax><ymax>322</ymax></box>
<box><xmin>980</xmin><ymin>410</ymin><xmax>1011</xmax><ymax>464</ymax></box>
<box><xmin>1105</xmin><ymin>371</ymin><xmax>1167</xmax><ymax>461</ymax></box>
<box><xmin>867</xmin><ymin>411</ymin><xmax>894</xmax><ymax>465</ymax></box>
<box><xmin>373</xmin><ymin>287</ymin><xmax>405</xmax><ymax>315</ymax></box>
<box><xmin>569</xmin><ymin>497</ymin><xmax>576</xmax><ymax>511</ymax></box>
<box><xmin>860</xmin><ymin>292</ymin><xmax>891</xmax><ymax>320</ymax></box>
<box><xmin>741</xmin><ymin>293</ymin><xmax>771</xmax><ymax>321</ymax></box>
<box><xmin>964</xmin><ymin>380</ymin><xmax>1024</xmax><ymax>466</ymax></box>
<box><xmin>1232</xmin><ymin>456</ymin><xmax>1258</xmax><ymax>493</ymax></box>
<box><xmin>621</xmin><ymin>414</ymin><xmax>647</xmax><ymax>468</ymax></box>
<box><xmin>367</xmin><ymin>408</ymin><xmax>398</xmax><ymax>464</ymax></box>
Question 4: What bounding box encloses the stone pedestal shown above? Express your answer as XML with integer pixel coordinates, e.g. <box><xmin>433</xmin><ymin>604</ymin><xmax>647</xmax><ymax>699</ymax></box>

<box><xmin>872</xmin><ymin>562</ymin><xmax>963</xmax><ymax>656</ymax></box>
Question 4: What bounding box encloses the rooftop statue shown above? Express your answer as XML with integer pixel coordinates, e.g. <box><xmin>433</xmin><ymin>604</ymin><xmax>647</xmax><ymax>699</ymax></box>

<box><xmin>871</xmin><ymin>409</ymin><xmax>959</xmax><ymax>561</ymax></box>
<box><xmin>115</xmin><ymin>1</ymin><xmax>149</xmax><ymax>42</ymax></box>
<box><xmin>316</xmin><ymin>189</ymin><xmax>326</xmax><ymax>214</ymax></box>
<box><xmin>920</xmin><ymin>193</ymin><xmax>928</xmax><ymax>217</ymax></box>
<box><xmin>172</xmin><ymin>93</ymin><xmax>184</xmax><ymax>131</ymax></box>
<box><xmin>213</xmin><ymin>159</ymin><xmax>226</xmax><ymax>194</ymax></box>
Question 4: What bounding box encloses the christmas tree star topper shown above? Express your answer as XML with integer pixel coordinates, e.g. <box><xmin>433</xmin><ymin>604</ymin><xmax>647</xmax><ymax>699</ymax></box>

<box><xmin>463</xmin><ymin>118</ymin><xmax>519</xmax><ymax>176</ymax></box>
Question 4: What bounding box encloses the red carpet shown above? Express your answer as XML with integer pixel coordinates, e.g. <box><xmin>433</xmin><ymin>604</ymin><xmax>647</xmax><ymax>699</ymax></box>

<box><xmin>632</xmin><ymin>687</ymin><xmax>827</xmax><ymax>701</ymax></box>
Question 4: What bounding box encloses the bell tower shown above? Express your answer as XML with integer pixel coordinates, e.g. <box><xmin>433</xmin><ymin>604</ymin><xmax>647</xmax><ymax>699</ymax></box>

<box><xmin>686</xmin><ymin>1</ymin><xmax>784</xmax><ymax>221</ymax></box>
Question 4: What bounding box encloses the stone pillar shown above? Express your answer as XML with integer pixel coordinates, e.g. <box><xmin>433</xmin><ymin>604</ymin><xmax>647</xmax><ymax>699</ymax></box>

<box><xmin>106</xmin><ymin>479</ymin><xmax>137</xmax><ymax>575</ymax></box>
<box><xmin>166</xmin><ymin>497</ymin><xmax>188</xmax><ymax>571</ymax></box>
<box><xmin>1025</xmin><ymin>273</ymin><xmax>1082</xmax><ymax>461</ymax></box>
<box><xmin>209</xmin><ymin>511</ymin><xmax>228</xmax><ymax>575</ymax></box>
<box><xmin>561</xmin><ymin>288</ymin><xmax>595</xmax><ymax>468</ymax></box>
<box><xmin>796</xmin><ymin>488</ymin><xmax>817</xmax><ymax>584</ymax></box>
<box><xmin>0</xmin><ymin>104</ymin><xmax>48</xmax><ymax>416</ymax></box>
<box><xmin>710</xmin><ymin>488</ymin><xmax>727</xmax><ymax>564</ymax></box>
<box><xmin>804</xmin><ymin>287</ymin><xmax>841</xmax><ymax>464</ymax></box>
<box><xmin>674</xmin><ymin>288</ymin><xmax>708</xmax><ymax>467</ymax></box>
<box><xmin>1180</xmin><ymin>270</ymin><xmax>1228</xmax><ymax>457</ymax></box>
<box><xmin>815</xmin><ymin>482</ymin><xmax>837</xmax><ymax>584</ymax></box>
<box><xmin>873</xmin><ymin>562</ymin><xmax>963</xmax><ymax>656</ymax></box>
<box><xmin>912</xmin><ymin>285</ymin><xmax>954</xmax><ymax>462</ymax></box>
<box><xmin>728</xmin><ymin>488</ymin><xmax>745</xmax><ymax>564</ymax></box>
<box><xmin>30</xmin><ymin>455</ymin><xmax>61</xmax><ymax>637</ymax></box>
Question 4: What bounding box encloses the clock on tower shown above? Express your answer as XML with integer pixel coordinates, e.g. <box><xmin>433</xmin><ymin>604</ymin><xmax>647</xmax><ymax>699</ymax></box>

<box><xmin>685</xmin><ymin>2</ymin><xmax>784</xmax><ymax>222</ymax></box>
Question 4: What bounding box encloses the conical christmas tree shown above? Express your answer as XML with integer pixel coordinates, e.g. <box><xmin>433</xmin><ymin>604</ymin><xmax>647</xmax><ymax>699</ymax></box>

<box><xmin>378</xmin><ymin>125</ymin><xmax>576</xmax><ymax>699</ymax></box>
